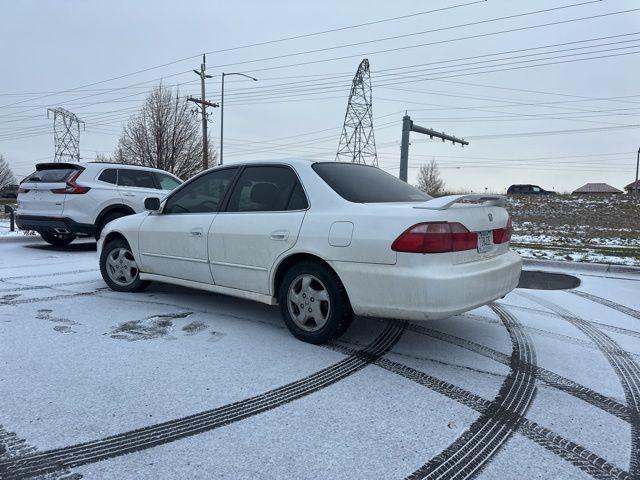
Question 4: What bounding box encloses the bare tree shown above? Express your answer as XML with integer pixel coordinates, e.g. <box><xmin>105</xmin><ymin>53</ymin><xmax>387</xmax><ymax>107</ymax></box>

<box><xmin>114</xmin><ymin>84</ymin><xmax>216</xmax><ymax>179</ymax></box>
<box><xmin>0</xmin><ymin>154</ymin><xmax>16</xmax><ymax>188</ymax></box>
<box><xmin>416</xmin><ymin>159</ymin><xmax>445</xmax><ymax>196</ymax></box>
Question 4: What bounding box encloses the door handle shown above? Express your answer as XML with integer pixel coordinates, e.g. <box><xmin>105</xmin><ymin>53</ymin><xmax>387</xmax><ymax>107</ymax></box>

<box><xmin>122</xmin><ymin>192</ymin><xmax>135</xmax><ymax>197</ymax></box>
<box><xmin>270</xmin><ymin>230</ymin><xmax>289</xmax><ymax>241</ymax></box>
<box><xmin>190</xmin><ymin>228</ymin><xmax>203</xmax><ymax>237</ymax></box>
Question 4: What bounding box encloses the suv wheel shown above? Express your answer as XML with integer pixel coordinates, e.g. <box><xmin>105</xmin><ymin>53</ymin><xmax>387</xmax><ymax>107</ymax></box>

<box><xmin>278</xmin><ymin>261</ymin><xmax>353</xmax><ymax>344</ymax></box>
<box><xmin>100</xmin><ymin>238</ymin><xmax>149</xmax><ymax>292</ymax></box>
<box><xmin>96</xmin><ymin>211</ymin><xmax>127</xmax><ymax>239</ymax></box>
<box><xmin>40</xmin><ymin>230</ymin><xmax>76</xmax><ymax>246</ymax></box>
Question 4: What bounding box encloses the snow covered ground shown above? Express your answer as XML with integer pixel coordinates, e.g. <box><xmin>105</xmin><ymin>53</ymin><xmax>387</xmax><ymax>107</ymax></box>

<box><xmin>1</xmin><ymin>235</ymin><xmax>639</xmax><ymax>479</ymax></box>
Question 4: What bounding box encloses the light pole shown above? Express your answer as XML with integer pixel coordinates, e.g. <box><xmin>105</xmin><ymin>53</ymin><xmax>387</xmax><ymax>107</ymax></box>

<box><xmin>220</xmin><ymin>72</ymin><xmax>258</xmax><ymax>165</ymax></box>
<box><xmin>635</xmin><ymin>147</ymin><xmax>639</xmax><ymax>198</ymax></box>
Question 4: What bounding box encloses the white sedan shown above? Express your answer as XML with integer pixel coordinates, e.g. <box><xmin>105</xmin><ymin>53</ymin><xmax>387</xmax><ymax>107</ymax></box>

<box><xmin>98</xmin><ymin>160</ymin><xmax>521</xmax><ymax>344</ymax></box>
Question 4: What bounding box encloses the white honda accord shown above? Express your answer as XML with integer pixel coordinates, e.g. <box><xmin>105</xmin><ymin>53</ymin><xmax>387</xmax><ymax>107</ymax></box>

<box><xmin>98</xmin><ymin>160</ymin><xmax>521</xmax><ymax>343</ymax></box>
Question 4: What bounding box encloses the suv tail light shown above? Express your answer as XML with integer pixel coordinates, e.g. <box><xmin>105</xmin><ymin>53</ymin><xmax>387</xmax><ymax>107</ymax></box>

<box><xmin>18</xmin><ymin>177</ymin><xmax>30</xmax><ymax>193</ymax></box>
<box><xmin>51</xmin><ymin>171</ymin><xmax>91</xmax><ymax>194</ymax></box>
<box><xmin>493</xmin><ymin>218</ymin><xmax>513</xmax><ymax>244</ymax></box>
<box><xmin>392</xmin><ymin>222</ymin><xmax>478</xmax><ymax>253</ymax></box>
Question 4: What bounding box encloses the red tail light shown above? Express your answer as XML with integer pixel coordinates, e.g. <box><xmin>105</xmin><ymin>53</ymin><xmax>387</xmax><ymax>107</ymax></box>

<box><xmin>392</xmin><ymin>222</ymin><xmax>478</xmax><ymax>253</ymax></box>
<box><xmin>18</xmin><ymin>187</ymin><xmax>30</xmax><ymax>194</ymax></box>
<box><xmin>51</xmin><ymin>171</ymin><xmax>90</xmax><ymax>194</ymax></box>
<box><xmin>493</xmin><ymin>218</ymin><xmax>513</xmax><ymax>244</ymax></box>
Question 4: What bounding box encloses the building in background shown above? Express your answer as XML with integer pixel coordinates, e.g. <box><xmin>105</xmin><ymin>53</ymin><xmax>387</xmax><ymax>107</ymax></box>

<box><xmin>624</xmin><ymin>180</ymin><xmax>640</xmax><ymax>194</ymax></box>
<box><xmin>572</xmin><ymin>183</ymin><xmax>623</xmax><ymax>195</ymax></box>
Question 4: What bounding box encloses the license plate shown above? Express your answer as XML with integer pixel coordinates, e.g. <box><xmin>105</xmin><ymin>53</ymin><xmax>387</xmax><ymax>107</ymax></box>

<box><xmin>477</xmin><ymin>230</ymin><xmax>493</xmax><ymax>253</ymax></box>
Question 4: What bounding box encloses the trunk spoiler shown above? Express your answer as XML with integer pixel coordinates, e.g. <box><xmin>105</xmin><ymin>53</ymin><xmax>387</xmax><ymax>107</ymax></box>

<box><xmin>414</xmin><ymin>194</ymin><xmax>506</xmax><ymax>210</ymax></box>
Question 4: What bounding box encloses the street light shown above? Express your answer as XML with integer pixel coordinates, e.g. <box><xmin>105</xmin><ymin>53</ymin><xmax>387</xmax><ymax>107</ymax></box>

<box><xmin>220</xmin><ymin>72</ymin><xmax>258</xmax><ymax>165</ymax></box>
<box><xmin>635</xmin><ymin>147</ymin><xmax>639</xmax><ymax>198</ymax></box>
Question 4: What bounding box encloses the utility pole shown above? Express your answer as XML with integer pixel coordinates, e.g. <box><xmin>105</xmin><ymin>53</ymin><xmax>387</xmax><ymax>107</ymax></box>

<box><xmin>399</xmin><ymin>114</ymin><xmax>468</xmax><ymax>182</ymax></box>
<box><xmin>188</xmin><ymin>54</ymin><xmax>217</xmax><ymax>171</ymax></box>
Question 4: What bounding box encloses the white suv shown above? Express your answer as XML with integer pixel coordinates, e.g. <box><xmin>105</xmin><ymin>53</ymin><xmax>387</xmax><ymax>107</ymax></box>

<box><xmin>16</xmin><ymin>162</ymin><xmax>182</xmax><ymax>246</ymax></box>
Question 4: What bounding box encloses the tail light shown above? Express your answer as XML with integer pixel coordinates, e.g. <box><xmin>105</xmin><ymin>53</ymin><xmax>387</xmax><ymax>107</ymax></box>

<box><xmin>51</xmin><ymin>171</ymin><xmax>90</xmax><ymax>194</ymax></box>
<box><xmin>392</xmin><ymin>222</ymin><xmax>478</xmax><ymax>253</ymax></box>
<box><xmin>18</xmin><ymin>177</ymin><xmax>30</xmax><ymax>193</ymax></box>
<box><xmin>493</xmin><ymin>218</ymin><xmax>513</xmax><ymax>244</ymax></box>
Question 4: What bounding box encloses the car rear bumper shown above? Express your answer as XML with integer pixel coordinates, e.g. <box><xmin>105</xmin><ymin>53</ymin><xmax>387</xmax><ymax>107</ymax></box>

<box><xmin>15</xmin><ymin>215</ymin><xmax>96</xmax><ymax>236</ymax></box>
<box><xmin>329</xmin><ymin>250</ymin><xmax>522</xmax><ymax>321</ymax></box>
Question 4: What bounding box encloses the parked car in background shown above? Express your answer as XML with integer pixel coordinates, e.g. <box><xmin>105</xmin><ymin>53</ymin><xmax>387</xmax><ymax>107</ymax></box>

<box><xmin>99</xmin><ymin>160</ymin><xmax>521</xmax><ymax>344</ymax></box>
<box><xmin>0</xmin><ymin>184</ymin><xmax>18</xmax><ymax>199</ymax></box>
<box><xmin>507</xmin><ymin>184</ymin><xmax>555</xmax><ymax>195</ymax></box>
<box><xmin>16</xmin><ymin>162</ymin><xmax>182</xmax><ymax>246</ymax></box>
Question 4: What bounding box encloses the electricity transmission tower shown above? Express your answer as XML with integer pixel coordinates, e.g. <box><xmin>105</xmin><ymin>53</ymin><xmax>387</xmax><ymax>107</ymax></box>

<box><xmin>47</xmin><ymin>108</ymin><xmax>85</xmax><ymax>162</ymax></box>
<box><xmin>336</xmin><ymin>58</ymin><xmax>378</xmax><ymax>166</ymax></box>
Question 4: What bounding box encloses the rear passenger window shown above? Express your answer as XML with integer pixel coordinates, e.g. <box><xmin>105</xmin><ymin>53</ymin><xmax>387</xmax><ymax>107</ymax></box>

<box><xmin>98</xmin><ymin>169</ymin><xmax>117</xmax><ymax>184</ymax></box>
<box><xmin>287</xmin><ymin>183</ymin><xmax>308</xmax><ymax>210</ymax></box>
<box><xmin>118</xmin><ymin>169</ymin><xmax>157</xmax><ymax>189</ymax></box>
<box><xmin>155</xmin><ymin>172</ymin><xmax>181</xmax><ymax>190</ymax></box>
<box><xmin>226</xmin><ymin>166</ymin><xmax>307</xmax><ymax>212</ymax></box>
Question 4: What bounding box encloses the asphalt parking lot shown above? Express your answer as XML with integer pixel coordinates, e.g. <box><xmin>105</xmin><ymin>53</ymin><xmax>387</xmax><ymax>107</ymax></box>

<box><xmin>1</xmin><ymin>235</ymin><xmax>639</xmax><ymax>479</ymax></box>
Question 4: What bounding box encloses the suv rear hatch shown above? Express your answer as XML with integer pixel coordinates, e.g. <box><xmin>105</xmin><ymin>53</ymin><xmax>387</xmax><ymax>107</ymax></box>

<box><xmin>18</xmin><ymin>163</ymin><xmax>84</xmax><ymax>217</ymax></box>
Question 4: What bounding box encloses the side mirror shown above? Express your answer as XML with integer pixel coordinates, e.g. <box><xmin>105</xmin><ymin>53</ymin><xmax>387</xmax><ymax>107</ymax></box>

<box><xmin>144</xmin><ymin>197</ymin><xmax>161</xmax><ymax>212</ymax></box>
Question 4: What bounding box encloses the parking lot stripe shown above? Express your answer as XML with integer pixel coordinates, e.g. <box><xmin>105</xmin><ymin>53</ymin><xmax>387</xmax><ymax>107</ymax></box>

<box><xmin>0</xmin><ymin>321</ymin><xmax>405</xmax><ymax>479</ymax></box>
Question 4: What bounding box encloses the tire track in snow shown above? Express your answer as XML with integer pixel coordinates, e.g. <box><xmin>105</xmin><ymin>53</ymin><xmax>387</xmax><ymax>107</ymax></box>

<box><xmin>0</xmin><ymin>268</ymin><xmax>95</xmax><ymax>282</ymax></box>
<box><xmin>0</xmin><ymin>425</ymin><xmax>80</xmax><ymax>480</ymax></box>
<box><xmin>403</xmin><ymin>303</ymin><xmax>537</xmax><ymax>480</ymax></box>
<box><xmin>569</xmin><ymin>290</ymin><xmax>640</xmax><ymax>321</ymax></box>
<box><xmin>405</xmin><ymin>317</ymin><xmax>632</xmax><ymax>423</ymax></box>
<box><xmin>519</xmin><ymin>291</ymin><xmax>640</xmax><ymax>478</ymax></box>
<box><xmin>327</xmin><ymin>343</ymin><xmax>629</xmax><ymax>480</ymax></box>
<box><xmin>501</xmin><ymin>302</ymin><xmax>640</xmax><ymax>341</ymax></box>
<box><xmin>0</xmin><ymin>289</ymin><xmax>107</xmax><ymax>307</ymax></box>
<box><xmin>0</xmin><ymin>321</ymin><xmax>405</xmax><ymax>479</ymax></box>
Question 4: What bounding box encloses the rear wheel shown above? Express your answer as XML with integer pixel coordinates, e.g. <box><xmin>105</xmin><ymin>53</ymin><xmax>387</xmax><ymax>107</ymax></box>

<box><xmin>40</xmin><ymin>230</ymin><xmax>76</xmax><ymax>246</ymax></box>
<box><xmin>100</xmin><ymin>238</ymin><xmax>149</xmax><ymax>292</ymax></box>
<box><xmin>278</xmin><ymin>261</ymin><xmax>353</xmax><ymax>344</ymax></box>
<box><xmin>95</xmin><ymin>211</ymin><xmax>127</xmax><ymax>239</ymax></box>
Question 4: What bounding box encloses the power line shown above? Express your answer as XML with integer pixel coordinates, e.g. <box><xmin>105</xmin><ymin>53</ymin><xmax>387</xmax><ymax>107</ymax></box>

<box><xmin>0</xmin><ymin>1</ymin><xmax>484</xmax><ymax>109</ymax></box>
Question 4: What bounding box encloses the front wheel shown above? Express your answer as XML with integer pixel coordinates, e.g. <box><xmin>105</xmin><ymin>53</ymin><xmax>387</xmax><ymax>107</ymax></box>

<box><xmin>40</xmin><ymin>230</ymin><xmax>76</xmax><ymax>246</ymax></box>
<box><xmin>278</xmin><ymin>261</ymin><xmax>353</xmax><ymax>344</ymax></box>
<box><xmin>100</xmin><ymin>238</ymin><xmax>149</xmax><ymax>292</ymax></box>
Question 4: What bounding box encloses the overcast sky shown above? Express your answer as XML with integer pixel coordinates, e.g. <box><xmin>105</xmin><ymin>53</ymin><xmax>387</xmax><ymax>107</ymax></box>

<box><xmin>1</xmin><ymin>0</ymin><xmax>639</xmax><ymax>192</ymax></box>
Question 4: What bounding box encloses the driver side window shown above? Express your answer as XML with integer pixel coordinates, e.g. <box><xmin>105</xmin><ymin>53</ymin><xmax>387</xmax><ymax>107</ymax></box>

<box><xmin>163</xmin><ymin>168</ymin><xmax>237</xmax><ymax>214</ymax></box>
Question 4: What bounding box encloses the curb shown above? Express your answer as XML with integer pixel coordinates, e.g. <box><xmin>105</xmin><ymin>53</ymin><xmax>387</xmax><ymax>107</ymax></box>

<box><xmin>522</xmin><ymin>257</ymin><xmax>640</xmax><ymax>275</ymax></box>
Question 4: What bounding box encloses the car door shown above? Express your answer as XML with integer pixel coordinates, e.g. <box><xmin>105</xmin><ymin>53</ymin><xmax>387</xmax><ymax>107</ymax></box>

<box><xmin>117</xmin><ymin>169</ymin><xmax>161</xmax><ymax>212</ymax></box>
<box><xmin>138</xmin><ymin>167</ymin><xmax>238</xmax><ymax>284</ymax></box>
<box><xmin>209</xmin><ymin>165</ymin><xmax>308</xmax><ymax>295</ymax></box>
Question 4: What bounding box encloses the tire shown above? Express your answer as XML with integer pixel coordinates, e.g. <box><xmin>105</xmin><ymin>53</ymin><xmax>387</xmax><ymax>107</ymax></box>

<box><xmin>95</xmin><ymin>211</ymin><xmax>127</xmax><ymax>240</ymax></box>
<box><xmin>278</xmin><ymin>261</ymin><xmax>353</xmax><ymax>344</ymax></box>
<box><xmin>100</xmin><ymin>238</ymin><xmax>149</xmax><ymax>292</ymax></box>
<box><xmin>40</xmin><ymin>230</ymin><xmax>76</xmax><ymax>246</ymax></box>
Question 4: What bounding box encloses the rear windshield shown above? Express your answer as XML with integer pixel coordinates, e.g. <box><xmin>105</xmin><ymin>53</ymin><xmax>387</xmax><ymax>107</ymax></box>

<box><xmin>312</xmin><ymin>162</ymin><xmax>430</xmax><ymax>203</ymax></box>
<box><xmin>26</xmin><ymin>167</ymin><xmax>78</xmax><ymax>183</ymax></box>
